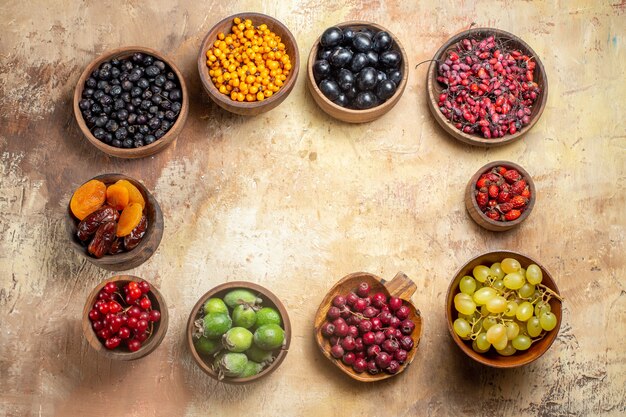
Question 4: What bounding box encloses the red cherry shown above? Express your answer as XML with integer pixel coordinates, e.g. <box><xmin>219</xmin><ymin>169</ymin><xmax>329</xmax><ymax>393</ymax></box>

<box><xmin>88</xmin><ymin>309</ymin><xmax>100</xmax><ymax>321</ymax></box>
<box><xmin>97</xmin><ymin>302</ymin><xmax>110</xmax><ymax>314</ymax></box>
<box><xmin>118</xmin><ymin>327</ymin><xmax>131</xmax><ymax>339</ymax></box>
<box><xmin>104</xmin><ymin>282</ymin><xmax>117</xmax><ymax>294</ymax></box>
<box><xmin>108</xmin><ymin>301</ymin><xmax>122</xmax><ymax>314</ymax></box>
<box><xmin>136</xmin><ymin>319</ymin><xmax>149</xmax><ymax>333</ymax></box>
<box><xmin>97</xmin><ymin>329</ymin><xmax>111</xmax><ymax>340</ymax></box>
<box><xmin>127</xmin><ymin>282</ymin><xmax>139</xmax><ymax>291</ymax></box>
<box><xmin>149</xmin><ymin>310</ymin><xmax>161</xmax><ymax>322</ymax></box>
<box><xmin>127</xmin><ymin>317</ymin><xmax>139</xmax><ymax>329</ymax></box>
<box><xmin>92</xmin><ymin>320</ymin><xmax>104</xmax><ymax>331</ymax></box>
<box><xmin>105</xmin><ymin>337</ymin><xmax>121</xmax><ymax>350</ymax></box>
<box><xmin>134</xmin><ymin>331</ymin><xmax>149</xmax><ymax>343</ymax></box>
<box><xmin>139</xmin><ymin>311</ymin><xmax>150</xmax><ymax>322</ymax></box>
<box><xmin>128</xmin><ymin>306</ymin><xmax>142</xmax><ymax>318</ymax></box>
<box><xmin>138</xmin><ymin>280</ymin><xmax>150</xmax><ymax>294</ymax></box>
<box><xmin>127</xmin><ymin>339</ymin><xmax>142</xmax><ymax>352</ymax></box>
<box><xmin>388</xmin><ymin>297</ymin><xmax>402</xmax><ymax>311</ymax></box>
<box><xmin>139</xmin><ymin>297</ymin><xmax>151</xmax><ymax>310</ymax></box>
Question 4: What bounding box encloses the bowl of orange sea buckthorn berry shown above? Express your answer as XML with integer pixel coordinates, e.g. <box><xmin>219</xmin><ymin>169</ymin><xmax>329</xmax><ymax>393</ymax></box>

<box><xmin>198</xmin><ymin>13</ymin><xmax>300</xmax><ymax>116</ymax></box>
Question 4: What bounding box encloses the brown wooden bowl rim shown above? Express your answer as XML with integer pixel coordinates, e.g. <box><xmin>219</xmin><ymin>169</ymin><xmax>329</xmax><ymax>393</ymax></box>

<box><xmin>197</xmin><ymin>12</ymin><xmax>300</xmax><ymax>113</ymax></box>
<box><xmin>186</xmin><ymin>280</ymin><xmax>292</xmax><ymax>384</ymax></box>
<box><xmin>426</xmin><ymin>27</ymin><xmax>548</xmax><ymax>146</ymax></box>
<box><xmin>313</xmin><ymin>271</ymin><xmax>423</xmax><ymax>382</ymax></box>
<box><xmin>73</xmin><ymin>46</ymin><xmax>189</xmax><ymax>158</ymax></box>
<box><xmin>66</xmin><ymin>173</ymin><xmax>164</xmax><ymax>269</ymax></box>
<box><xmin>306</xmin><ymin>21</ymin><xmax>409</xmax><ymax>119</ymax></box>
<box><xmin>82</xmin><ymin>275</ymin><xmax>169</xmax><ymax>360</ymax></box>
<box><xmin>466</xmin><ymin>160</ymin><xmax>536</xmax><ymax>230</ymax></box>
<box><xmin>445</xmin><ymin>250</ymin><xmax>562</xmax><ymax>368</ymax></box>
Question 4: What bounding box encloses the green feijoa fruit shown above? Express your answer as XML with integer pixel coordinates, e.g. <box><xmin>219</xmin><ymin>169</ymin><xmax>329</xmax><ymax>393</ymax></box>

<box><xmin>254</xmin><ymin>324</ymin><xmax>285</xmax><ymax>350</ymax></box>
<box><xmin>203</xmin><ymin>312</ymin><xmax>232</xmax><ymax>339</ymax></box>
<box><xmin>213</xmin><ymin>352</ymin><xmax>248</xmax><ymax>378</ymax></box>
<box><xmin>245</xmin><ymin>344</ymin><xmax>274</xmax><ymax>363</ymax></box>
<box><xmin>203</xmin><ymin>298</ymin><xmax>229</xmax><ymax>315</ymax></box>
<box><xmin>223</xmin><ymin>289</ymin><xmax>261</xmax><ymax>309</ymax></box>
<box><xmin>194</xmin><ymin>336</ymin><xmax>222</xmax><ymax>356</ymax></box>
<box><xmin>232</xmin><ymin>304</ymin><xmax>257</xmax><ymax>329</ymax></box>
<box><xmin>222</xmin><ymin>327</ymin><xmax>253</xmax><ymax>352</ymax></box>
<box><xmin>255</xmin><ymin>307</ymin><xmax>282</xmax><ymax>328</ymax></box>
<box><xmin>239</xmin><ymin>360</ymin><xmax>264</xmax><ymax>378</ymax></box>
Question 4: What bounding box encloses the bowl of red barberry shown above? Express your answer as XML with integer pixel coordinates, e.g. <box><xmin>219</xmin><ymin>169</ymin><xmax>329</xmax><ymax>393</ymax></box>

<box><xmin>314</xmin><ymin>272</ymin><xmax>422</xmax><ymax>382</ymax></box>
<box><xmin>74</xmin><ymin>46</ymin><xmax>188</xmax><ymax>158</ymax></box>
<box><xmin>465</xmin><ymin>161</ymin><xmax>536</xmax><ymax>231</ymax></box>
<box><xmin>83</xmin><ymin>275</ymin><xmax>168</xmax><ymax>360</ymax></box>
<box><xmin>427</xmin><ymin>28</ymin><xmax>547</xmax><ymax>146</ymax></box>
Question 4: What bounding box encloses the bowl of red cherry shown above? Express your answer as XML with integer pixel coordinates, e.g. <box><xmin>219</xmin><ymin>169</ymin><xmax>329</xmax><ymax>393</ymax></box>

<box><xmin>82</xmin><ymin>275</ymin><xmax>168</xmax><ymax>360</ymax></box>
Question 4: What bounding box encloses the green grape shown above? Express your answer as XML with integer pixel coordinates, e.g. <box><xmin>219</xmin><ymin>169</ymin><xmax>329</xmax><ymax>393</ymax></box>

<box><xmin>486</xmin><ymin>323</ymin><xmax>506</xmax><ymax>344</ymax></box>
<box><xmin>535</xmin><ymin>301</ymin><xmax>551</xmax><ymax>317</ymax></box>
<box><xmin>531</xmin><ymin>290</ymin><xmax>542</xmax><ymax>303</ymax></box>
<box><xmin>459</xmin><ymin>276</ymin><xmax>477</xmax><ymax>295</ymax></box>
<box><xmin>454</xmin><ymin>293</ymin><xmax>477</xmax><ymax>315</ymax></box>
<box><xmin>519</xmin><ymin>267</ymin><xmax>526</xmax><ymax>277</ymax></box>
<box><xmin>482</xmin><ymin>316</ymin><xmax>498</xmax><ymax>330</ymax></box>
<box><xmin>526</xmin><ymin>316</ymin><xmax>542</xmax><ymax>337</ymax></box>
<box><xmin>526</xmin><ymin>264</ymin><xmax>543</xmax><ymax>285</ymax></box>
<box><xmin>480</xmin><ymin>305</ymin><xmax>489</xmax><ymax>315</ymax></box>
<box><xmin>518</xmin><ymin>283</ymin><xmax>536</xmax><ymax>298</ymax></box>
<box><xmin>539</xmin><ymin>312</ymin><xmax>558</xmax><ymax>331</ymax></box>
<box><xmin>496</xmin><ymin>341</ymin><xmax>517</xmax><ymax>356</ymax></box>
<box><xmin>490</xmin><ymin>262</ymin><xmax>505</xmax><ymax>279</ymax></box>
<box><xmin>492</xmin><ymin>279</ymin><xmax>505</xmax><ymax>292</ymax></box>
<box><xmin>505</xmin><ymin>321</ymin><xmax>520</xmax><ymax>339</ymax></box>
<box><xmin>503</xmin><ymin>272</ymin><xmax>525</xmax><ymax>290</ymax></box>
<box><xmin>516</xmin><ymin>301</ymin><xmax>534</xmax><ymax>322</ymax></box>
<box><xmin>472</xmin><ymin>338</ymin><xmax>490</xmax><ymax>353</ymax></box>
<box><xmin>504</xmin><ymin>301</ymin><xmax>518</xmax><ymax>317</ymax></box>
<box><xmin>473</xmin><ymin>265</ymin><xmax>491</xmax><ymax>283</ymax></box>
<box><xmin>512</xmin><ymin>334</ymin><xmax>531</xmax><ymax>350</ymax></box>
<box><xmin>501</xmin><ymin>257</ymin><xmax>521</xmax><ymax>274</ymax></box>
<box><xmin>493</xmin><ymin>336</ymin><xmax>509</xmax><ymax>351</ymax></box>
<box><xmin>453</xmin><ymin>318</ymin><xmax>472</xmax><ymax>339</ymax></box>
<box><xmin>475</xmin><ymin>332</ymin><xmax>491</xmax><ymax>351</ymax></box>
<box><xmin>473</xmin><ymin>287</ymin><xmax>497</xmax><ymax>305</ymax></box>
<box><xmin>486</xmin><ymin>295</ymin><xmax>508</xmax><ymax>313</ymax></box>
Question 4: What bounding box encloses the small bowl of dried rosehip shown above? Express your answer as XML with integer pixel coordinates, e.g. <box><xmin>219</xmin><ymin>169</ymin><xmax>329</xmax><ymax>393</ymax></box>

<box><xmin>465</xmin><ymin>161</ymin><xmax>536</xmax><ymax>231</ymax></box>
<box><xmin>82</xmin><ymin>275</ymin><xmax>168</xmax><ymax>360</ymax></box>
<box><xmin>65</xmin><ymin>173</ymin><xmax>164</xmax><ymax>271</ymax></box>
<box><xmin>314</xmin><ymin>271</ymin><xmax>422</xmax><ymax>382</ymax></box>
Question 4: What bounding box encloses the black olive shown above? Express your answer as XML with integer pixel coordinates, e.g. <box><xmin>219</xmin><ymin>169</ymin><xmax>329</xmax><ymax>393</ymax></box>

<box><xmin>376</xmin><ymin>70</ymin><xmax>387</xmax><ymax>83</ymax></box>
<box><xmin>337</xmin><ymin>68</ymin><xmax>355</xmax><ymax>91</ymax></box>
<box><xmin>375</xmin><ymin>79</ymin><xmax>397</xmax><ymax>100</ymax></box>
<box><xmin>342</xmin><ymin>28</ymin><xmax>356</xmax><ymax>45</ymax></box>
<box><xmin>317</xmin><ymin>48</ymin><xmax>332</xmax><ymax>61</ymax></box>
<box><xmin>356</xmin><ymin>67</ymin><xmax>378</xmax><ymax>91</ymax></box>
<box><xmin>313</xmin><ymin>60</ymin><xmax>331</xmax><ymax>82</ymax></box>
<box><xmin>365</xmin><ymin>50</ymin><xmax>378</xmax><ymax>66</ymax></box>
<box><xmin>373</xmin><ymin>31</ymin><xmax>393</xmax><ymax>52</ymax></box>
<box><xmin>360</xmin><ymin>28</ymin><xmax>376</xmax><ymax>39</ymax></box>
<box><xmin>329</xmin><ymin>47</ymin><xmax>353</xmax><ymax>68</ymax></box>
<box><xmin>352</xmin><ymin>33</ymin><xmax>373</xmax><ymax>53</ymax></box>
<box><xmin>319</xmin><ymin>79</ymin><xmax>341</xmax><ymax>101</ymax></box>
<box><xmin>320</xmin><ymin>26</ymin><xmax>343</xmax><ymax>48</ymax></box>
<box><xmin>333</xmin><ymin>92</ymin><xmax>349</xmax><ymax>107</ymax></box>
<box><xmin>380</xmin><ymin>50</ymin><xmax>402</xmax><ymax>68</ymax></box>
<box><xmin>346</xmin><ymin>86</ymin><xmax>358</xmax><ymax>99</ymax></box>
<box><xmin>349</xmin><ymin>53</ymin><xmax>368</xmax><ymax>73</ymax></box>
<box><xmin>355</xmin><ymin>91</ymin><xmax>377</xmax><ymax>109</ymax></box>
<box><xmin>387</xmin><ymin>69</ymin><xmax>402</xmax><ymax>85</ymax></box>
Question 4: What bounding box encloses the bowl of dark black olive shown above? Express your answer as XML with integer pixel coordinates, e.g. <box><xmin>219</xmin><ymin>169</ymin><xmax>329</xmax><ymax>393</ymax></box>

<box><xmin>74</xmin><ymin>46</ymin><xmax>189</xmax><ymax>158</ymax></box>
<box><xmin>306</xmin><ymin>22</ymin><xmax>408</xmax><ymax>123</ymax></box>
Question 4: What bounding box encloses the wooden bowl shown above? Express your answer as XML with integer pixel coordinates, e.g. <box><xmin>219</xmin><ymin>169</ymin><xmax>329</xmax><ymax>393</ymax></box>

<box><xmin>66</xmin><ymin>174</ymin><xmax>164</xmax><ymax>271</ymax></box>
<box><xmin>314</xmin><ymin>272</ymin><xmax>422</xmax><ymax>382</ymax></box>
<box><xmin>465</xmin><ymin>161</ymin><xmax>536</xmax><ymax>231</ymax></box>
<box><xmin>73</xmin><ymin>46</ymin><xmax>189</xmax><ymax>158</ymax></box>
<box><xmin>446</xmin><ymin>250</ymin><xmax>562</xmax><ymax>368</ymax></box>
<box><xmin>197</xmin><ymin>13</ymin><xmax>300</xmax><ymax>116</ymax></box>
<box><xmin>186</xmin><ymin>281</ymin><xmax>291</xmax><ymax>384</ymax></box>
<box><xmin>82</xmin><ymin>275</ymin><xmax>169</xmax><ymax>360</ymax></box>
<box><xmin>426</xmin><ymin>28</ymin><xmax>548</xmax><ymax>146</ymax></box>
<box><xmin>306</xmin><ymin>22</ymin><xmax>409</xmax><ymax>123</ymax></box>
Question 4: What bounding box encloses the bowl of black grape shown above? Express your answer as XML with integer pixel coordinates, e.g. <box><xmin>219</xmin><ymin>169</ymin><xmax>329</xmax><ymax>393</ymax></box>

<box><xmin>306</xmin><ymin>22</ymin><xmax>408</xmax><ymax>123</ymax></box>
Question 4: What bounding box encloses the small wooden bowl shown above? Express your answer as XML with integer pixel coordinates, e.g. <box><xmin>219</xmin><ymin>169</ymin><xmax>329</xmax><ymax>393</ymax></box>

<box><xmin>197</xmin><ymin>13</ymin><xmax>300</xmax><ymax>116</ymax></box>
<box><xmin>314</xmin><ymin>272</ymin><xmax>422</xmax><ymax>382</ymax></box>
<box><xmin>446</xmin><ymin>250</ymin><xmax>562</xmax><ymax>368</ymax></box>
<box><xmin>82</xmin><ymin>275</ymin><xmax>169</xmax><ymax>360</ymax></box>
<box><xmin>427</xmin><ymin>28</ymin><xmax>548</xmax><ymax>146</ymax></box>
<box><xmin>73</xmin><ymin>46</ymin><xmax>189</xmax><ymax>158</ymax></box>
<box><xmin>465</xmin><ymin>161</ymin><xmax>536</xmax><ymax>232</ymax></box>
<box><xmin>306</xmin><ymin>22</ymin><xmax>409</xmax><ymax>123</ymax></box>
<box><xmin>66</xmin><ymin>174</ymin><xmax>164</xmax><ymax>271</ymax></box>
<box><xmin>186</xmin><ymin>281</ymin><xmax>291</xmax><ymax>384</ymax></box>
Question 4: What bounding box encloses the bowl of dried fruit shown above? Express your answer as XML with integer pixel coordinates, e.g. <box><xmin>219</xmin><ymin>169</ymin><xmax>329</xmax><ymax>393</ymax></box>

<box><xmin>65</xmin><ymin>173</ymin><xmax>164</xmax><ymax>270</ymax></box>
<box><xmin>427</xmin><ymin>28</ymin><xmax>547</xmax><ymax>146</ymax></box>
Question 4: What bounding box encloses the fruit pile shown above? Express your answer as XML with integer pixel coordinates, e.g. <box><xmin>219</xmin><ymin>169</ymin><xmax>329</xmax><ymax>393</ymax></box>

<box><xmin>88</xmin><ymin>280</ymin><xmax>161</xmax><ymax>351</ymax></box>
<box><xmin>319</xmin><ymin>282</ymin><xmax>416</xmax><ymax>375</ymax></box>
<box><xmin>452</xmin><ymin>257</ymin><xmax>561</xmax><ymax>356</ymax></box>
<box><xmin>78</xmin><ymin>52</ymin><xmax>183</xmax><ymax>148</ymax></box>
<box><xmin>313</xmin><ymin>26</ymin><xmax>403</xmax><ymax>110</ymax></box>
<box><xmin>70</xmin><ymin>179</ymin><xmax>148</xmax><ymax>258</ymax></box>
<box><xmin>193</xmin><ymin>289</ymin><xmax>286</xmax><ymax>379</ymax></box>
<box><xmin>473</xmin><ymin>165</ymin><xmax>531</xmax><ymax>222</ymax></box>
<box><xmin>206</xmin><ymin>17</ymin><xmax>292</xmax><ymax>102</ymax></box>
<box><xmin>436</xmin><ymin>34</ymin><xmax>541</xmax><ymax>139</ymax></box>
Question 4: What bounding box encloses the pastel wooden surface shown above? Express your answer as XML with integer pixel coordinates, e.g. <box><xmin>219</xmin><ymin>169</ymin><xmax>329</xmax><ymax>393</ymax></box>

<box><xmin>0</xmin><ymin>1</ymin><xmax>624</xmax><ymax>417</ymax></box>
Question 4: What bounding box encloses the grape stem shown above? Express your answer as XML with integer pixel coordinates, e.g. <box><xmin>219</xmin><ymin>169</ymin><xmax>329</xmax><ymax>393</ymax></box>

<box><xmin>536</xmin><ymin>283</ymin><xmax>563</xmax><ymax>302</ymax></box>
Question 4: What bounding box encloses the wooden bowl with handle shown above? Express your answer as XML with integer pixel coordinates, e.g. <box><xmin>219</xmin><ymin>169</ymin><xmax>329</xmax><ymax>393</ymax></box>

<box><xmin>66</xmin><ymin>173</ymin><xmax>164</xmax><ymax>271</ymax></box>
<box><xmin>82</xmin><ymin>275</ymin><xmax>169</xmax><ymax>360</ymax></box>
<box><xmin>74</xmin><ymin>46</ymin><xmax>189</xmax><ymax>158</ymax></box>
<box><xmin>446</xmin><ymin>250</ymin><xmax>562</xmax><ymax>368</ymax></box>
<box><xmin>197</xmin><ymin>13</ymin><xmax>300</xmax><ymax>116</ymax></box>
<box><xmin>427</xmin><ymin>28</ymin><xmax>547</xmax><ymax>146</ymax></box>
<box><xmin>306</xmin><ymin>21</ymin><xmax>409</xmax><ymax>123</ymax></box>
<box><xmin>314</xmin><ymin>271</ymin><xmax>422</xmax><ymax>382</ymax></box>
<box><xmin>186</xmin><ymin>281</ymin><xmax>291</xmax><ymax>384</ymax></box>
<box><xmin>465</xmin><ymin>160</ymin><xmax>536</xmax><ymax>231</ymax></box>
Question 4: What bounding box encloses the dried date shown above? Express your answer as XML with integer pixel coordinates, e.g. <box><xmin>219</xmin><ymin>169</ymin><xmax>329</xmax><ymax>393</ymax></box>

<box><xmin>108</xmin><ymin>237</ymin><xmax>125</xmax><ymax>255</ymax></box>
<box><xmin>88</xmin><ymin>221</ymin><xmax>116</xmax><ymax>258</ymax></box>
<box><xmin>124</xmin><ymin>215</ymin><xmax>148</xmax><ymax>251</ymax></box>
<box><xmin>77</xmin><ymin>206</ymin><xmax>118</xmax><ymax>241</ymax></box>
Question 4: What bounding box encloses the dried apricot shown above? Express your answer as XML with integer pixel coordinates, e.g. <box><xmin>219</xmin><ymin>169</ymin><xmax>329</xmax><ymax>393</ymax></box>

<box><xmin>70</xmin><ymin>179</ymin><xmax>106</xmax><ymax>220</ymax></box>
<box><xmin>115</xmin><ymin>179</ymin><xmax>145</xmax><ymax>209</ymax></box>
<box><xmin>106</xmin><ymin>183</ymin><xmax>130</xmax><ymax>210</ymax></box>
<box><xmin>116</xmin><ymin>203</ymin><xmax>144</xmax><ymax>237</ymax></box>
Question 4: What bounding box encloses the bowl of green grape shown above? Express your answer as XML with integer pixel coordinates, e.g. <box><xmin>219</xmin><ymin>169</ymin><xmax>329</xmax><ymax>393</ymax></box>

<box><xmin>445</xmin><ymin>250</ymin><xmax>562</xmax><ymax>368</ymax></box>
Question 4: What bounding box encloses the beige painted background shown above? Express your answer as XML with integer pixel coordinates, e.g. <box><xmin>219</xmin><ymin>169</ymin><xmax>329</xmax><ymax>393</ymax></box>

<box><xmin>1</xmin><ymin>0</ymin><xmax>624</xmax><ymax>416</ymax></box>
